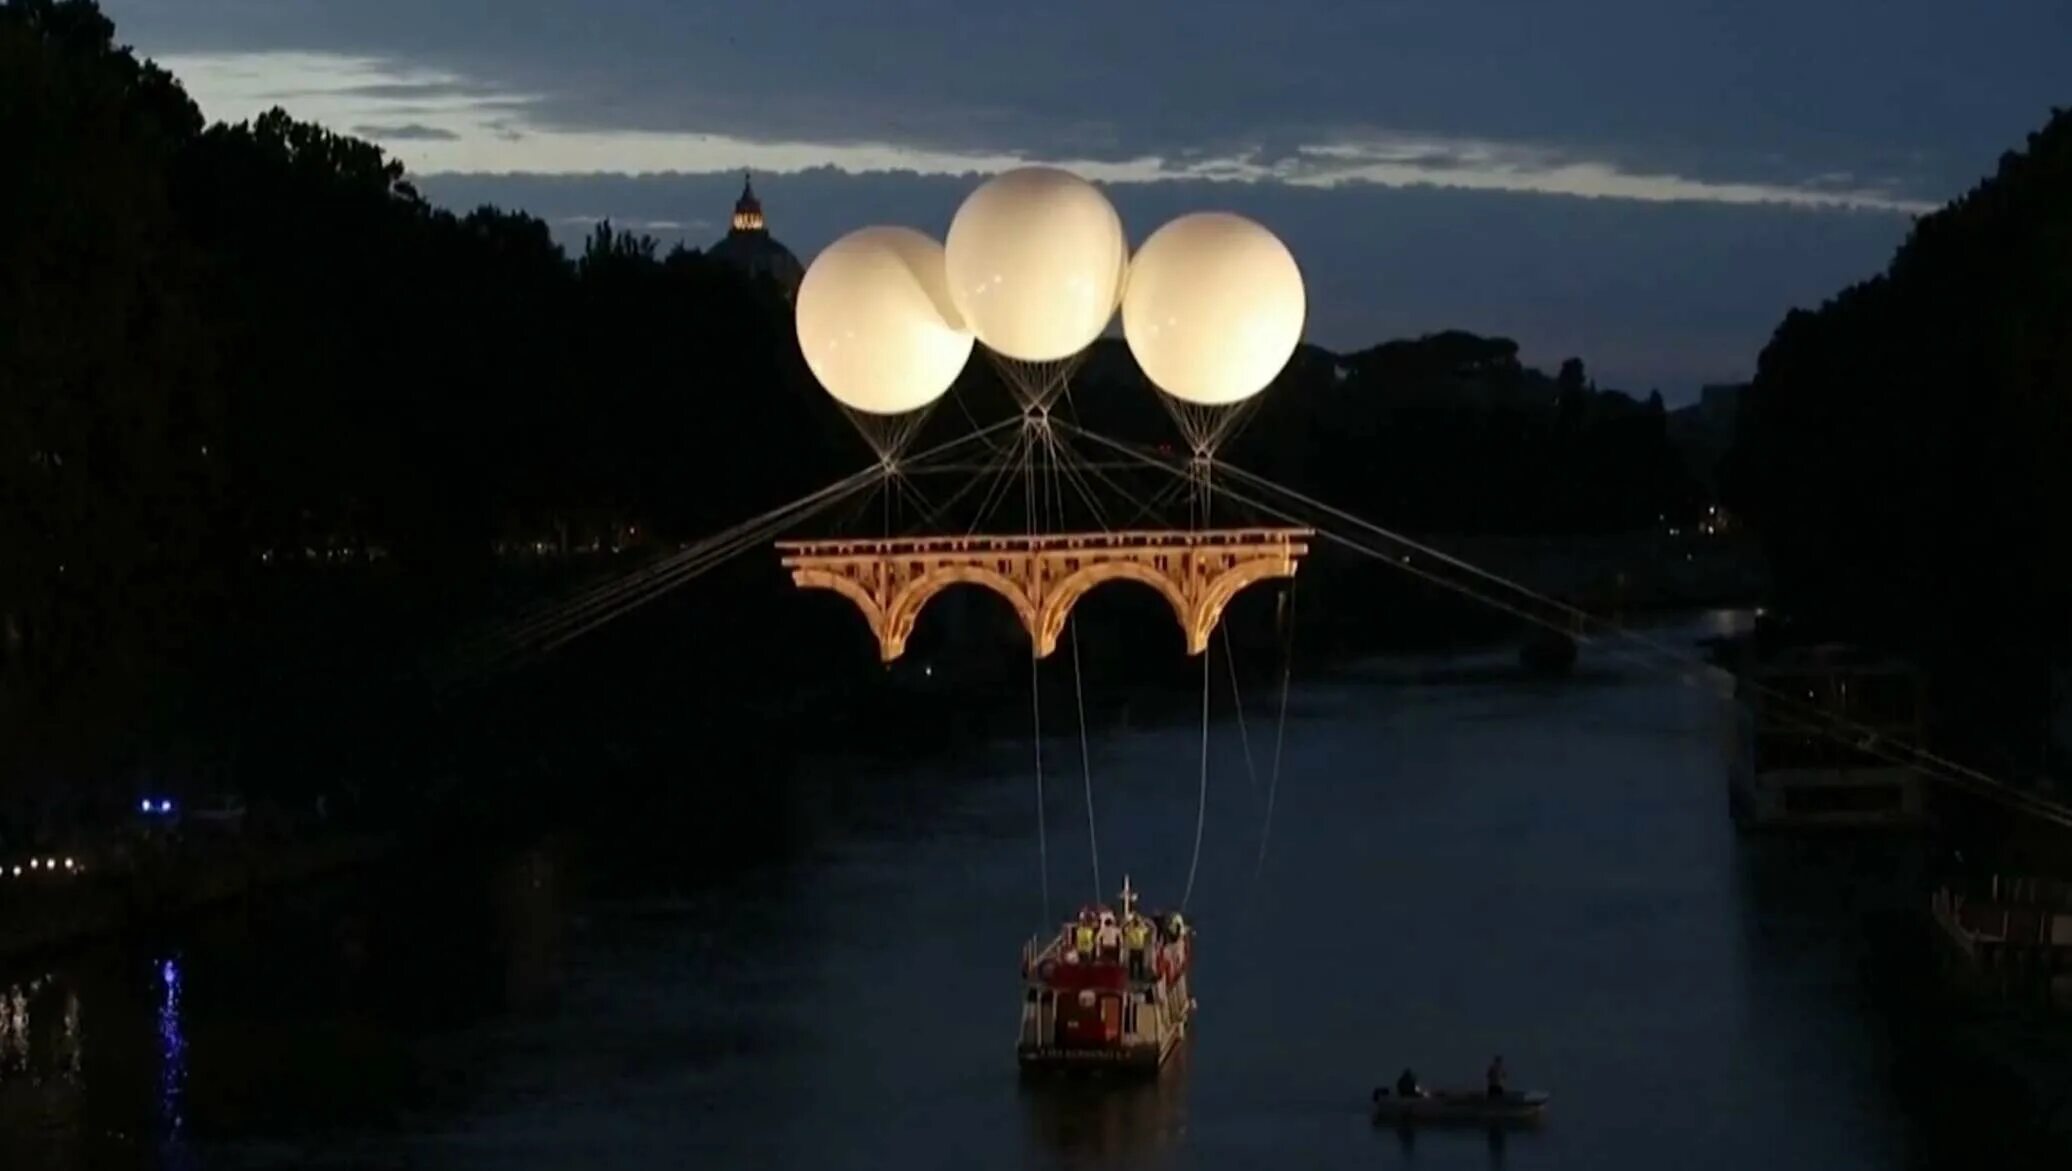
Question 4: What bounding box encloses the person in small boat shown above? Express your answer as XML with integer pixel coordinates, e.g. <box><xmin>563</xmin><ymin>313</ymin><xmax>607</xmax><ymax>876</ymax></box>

<box><xmin>1073</xmin><ymin>911</ymin><xmax>1097</xmax><ymax>957</ymax></box>
<box><xmin>1486</xmin><ymin>1055</ymin><xmax>1508</xmax><ymax>1099</ymax></box>
<box><xmin>1395</xmin><ymin>1068</ymin><xmax>1423</xmax><ymax>1098</ymax></box>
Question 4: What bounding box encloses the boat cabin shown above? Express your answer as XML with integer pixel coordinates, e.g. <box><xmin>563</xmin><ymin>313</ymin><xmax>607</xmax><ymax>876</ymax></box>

<box><xmin>1728</xmin><ymin>644</ymin><xmax>1927</xmax><ymax>829</ymax></box>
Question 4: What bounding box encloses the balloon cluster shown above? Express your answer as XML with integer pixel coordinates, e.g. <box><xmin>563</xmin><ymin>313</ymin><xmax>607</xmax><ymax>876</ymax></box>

<box><xmin>795</xmin><ymin>167</ymin><xmax>1306</xmax><ymax>417</ymax></box>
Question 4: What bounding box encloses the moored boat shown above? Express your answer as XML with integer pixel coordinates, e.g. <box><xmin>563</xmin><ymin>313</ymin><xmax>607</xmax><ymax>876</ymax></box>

<box><xmin>1371</xmin><ymin>1087</ymin><xmax>1550</xmax><ymax>1126</ymax></box>
<box><xmin>1725</xmin><ymin>643</ymin><xmax>1927</xmax><ymax>830</ymax></box>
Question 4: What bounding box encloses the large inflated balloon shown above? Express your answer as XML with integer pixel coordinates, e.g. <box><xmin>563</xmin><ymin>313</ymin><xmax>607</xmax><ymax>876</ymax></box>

<box><xmin>1122</xmin><ymin>213</ymin><xmax>1305</xmax><ymax>407</ymax></box>
<box><xmin>945</xmin><ymin>167</ymin><xmax>1128</xmax><ymax>362</ymax></box>
<box><xmin>796</xmin><ymin>226</ymin><xmax>973</xmax><ymax>416</ymax></box>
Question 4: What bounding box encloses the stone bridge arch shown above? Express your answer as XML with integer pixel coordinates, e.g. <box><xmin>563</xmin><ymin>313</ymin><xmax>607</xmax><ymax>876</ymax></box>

<box><xmin>1035</xmin><ymin>560</ymin><xmax>1194</xmax><ymax>657</ymax></box>
<box><xmin>776</xmin><ymin>529</ymin><xmax>1311</xmax><ymax>663</ymax></box>
<box><xmin>882</xmin><ymin>564</ymin><xmax>1038</xmax><ymax>662</ymax></box>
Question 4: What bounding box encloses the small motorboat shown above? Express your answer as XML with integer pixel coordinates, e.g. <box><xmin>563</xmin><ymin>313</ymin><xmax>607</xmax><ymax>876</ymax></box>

<box><xmin>1371</xmin><ymin>1086</ymin><xmax>1549</xmax><ymax>1126</ymax></box>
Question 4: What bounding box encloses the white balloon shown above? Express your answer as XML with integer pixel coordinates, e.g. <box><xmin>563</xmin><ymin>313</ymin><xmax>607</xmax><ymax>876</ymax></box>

<box><xmin>1111</xmin><ymin>208</ymin><xmax>1132</xmax><ymax>311</ymax></box>
<box><xmin>945</xmin><ymin>167</ymin><xmax>1129</xmax><ymax>362</ymax></box>
<box><xmin>1122</xmin><ymin>213</ymin><xmax>1306</xmax><ymax>407</ymax></box>
<box><xmin>795</xmin><ymin>226</ymin><xmax>974</xmax><ymax>416</ymax></box>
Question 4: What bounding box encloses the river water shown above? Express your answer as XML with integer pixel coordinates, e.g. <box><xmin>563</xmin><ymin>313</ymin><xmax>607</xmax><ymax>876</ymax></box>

<box><xmin>2</xmin><ymin>615</ymin><xmax>1936</xmax><ymax>1170</ymax></box>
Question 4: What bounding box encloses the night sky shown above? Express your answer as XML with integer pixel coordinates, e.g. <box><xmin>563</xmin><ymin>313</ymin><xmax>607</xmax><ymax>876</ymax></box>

<box><xmin>102</xmin><ymin>0</ymin><xmax>2071</xmax><ymax>399</ymax></box>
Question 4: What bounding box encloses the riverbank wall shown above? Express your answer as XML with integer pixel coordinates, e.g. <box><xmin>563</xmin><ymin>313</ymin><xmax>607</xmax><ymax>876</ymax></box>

<box><xmin>0</xmin><ymin>833</ymin><xmax>389</xmax><ymax>967</ymax></box>
<box><xmin>1869</xmin><ymin>907</ymin><xmax>2072</xmax><ymax>1170</ymax></box>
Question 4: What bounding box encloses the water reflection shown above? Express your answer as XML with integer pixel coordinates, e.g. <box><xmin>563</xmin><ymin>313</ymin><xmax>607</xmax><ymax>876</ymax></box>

<box><xmin>0</xmin><ymin>969</ymin><xmax>89</xmax><ymax>1168</ymax></box>
<box><xmin>64</xmin><ymin>989</ymin><xmax>81</xmax><ymax>1077</ymax></box>
<box><xmin>0</xmin><ymin>619</ymin><xmax>1984</xmax><ymax>1170</ymax></box>
<box><xmin>157</xmin><ymin>958</ymin><xmax>188</xmax><ymax>1162</ymax></box>
<box><xmin>2</xmin><ymin>979</ymin><xmax>30</xmax><ymax>1073</ymax></box>
<box><xmin>494</xmin><ymin>847</ymin><xmax>564</xmax><ymax>1013</ymax></box>
<box><xmin>0</xmin><ymin>971</ymin><xmax>84</xmax><ymax>1080</ymax></box>
<box><xmin>1378</xmin><ymin>1107</ymin><xmax>1523</xmax><ymax>1168</ymax></box>
<box><xmin>1698</xmin><ymin>607</ymin><xmax>1758</xmax><ymax>641</ymax></box>
<box><xmin>1018</xmin><ymin>1046</ymin><xmax>1191</xmax><ymax>1163</ymax></box>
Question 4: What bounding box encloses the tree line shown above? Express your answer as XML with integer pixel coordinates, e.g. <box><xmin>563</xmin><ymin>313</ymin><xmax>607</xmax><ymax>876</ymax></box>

<box><xmin>1725</xmin><ymin>106</ymin><xmax>2072</xmax><ymax>776</ymax></box>
<box><xmin>0</xmin><ymin>0</ymin><xmax>1708</xmax><ymax>796</ymax></box>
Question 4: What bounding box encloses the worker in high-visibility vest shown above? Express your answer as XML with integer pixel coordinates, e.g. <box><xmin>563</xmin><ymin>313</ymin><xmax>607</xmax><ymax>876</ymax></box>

<box><xmin>1123</xmin><ymin>914</ymin><xmax>1152</xmax><ymax>980</ymax></box>
<box><xmin>1073</xmin><ymin>910</ymin><xmax>1097</xmax><ymax>958</ymax></box>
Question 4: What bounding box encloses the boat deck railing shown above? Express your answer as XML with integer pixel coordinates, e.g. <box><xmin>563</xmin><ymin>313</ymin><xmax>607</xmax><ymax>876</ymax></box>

<box><xmin>1024</xmin><ymin>929</ymin><xmax>1183</xmax><ymax>989</ymax></box>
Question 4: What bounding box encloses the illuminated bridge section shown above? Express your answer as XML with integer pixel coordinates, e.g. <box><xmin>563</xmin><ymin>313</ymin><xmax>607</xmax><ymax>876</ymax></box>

<box><xmin>776</xmin><ymin>528</ymin><xmax>1312</xmax><ymax>662</ymax></box>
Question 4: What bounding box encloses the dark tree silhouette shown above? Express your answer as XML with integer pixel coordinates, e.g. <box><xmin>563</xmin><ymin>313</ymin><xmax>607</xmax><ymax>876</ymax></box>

<box><xmin>1</xmin><ymin>0</ymin><xmax>218</xmax><ymax>785</ymax></box>
<box><xmin>0</xmin><ymin>0</ymin><xmax>1711</xmax><ymax>806</ymax></box>
<box><xmin>1725</xmin><ymin>106</ymin><xmax>2072</xmax><ymax>771</ymax></box>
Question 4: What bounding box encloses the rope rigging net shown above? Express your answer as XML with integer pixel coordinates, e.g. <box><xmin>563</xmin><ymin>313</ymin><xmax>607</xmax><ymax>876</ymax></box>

<box><xmin>1023</xmin><ymin>377</ymin><xmax>1291</xmax><ymax>917</ymax></box>
<box><xmin>884</xmin><ymin>349</ymin><xmax>1299</xmax><ymax>928</ymax></box>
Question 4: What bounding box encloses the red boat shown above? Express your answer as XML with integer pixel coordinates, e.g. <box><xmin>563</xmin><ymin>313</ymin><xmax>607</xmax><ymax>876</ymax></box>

<box><xmin>1017</xmin><ymin>877</ymin><xmax>1195</xmax><ymax>1075</ymax></box>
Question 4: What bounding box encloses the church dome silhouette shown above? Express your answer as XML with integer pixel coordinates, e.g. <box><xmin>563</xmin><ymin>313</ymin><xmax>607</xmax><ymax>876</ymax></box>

<box><xmin>706</xmin><ymin>172</ymin><xmax>804</xmax><ymax>300</ymax></box>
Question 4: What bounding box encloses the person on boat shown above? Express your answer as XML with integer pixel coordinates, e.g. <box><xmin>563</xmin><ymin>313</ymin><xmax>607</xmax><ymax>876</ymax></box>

<box><xmin>1486</xmin><ymin>1055</ymin><xmax>1508</xmax><ymax>1099</ymax></box>
<box><xmin>1123</xmin><ymin>912</ymin><xmax>1152</xmax><ymax>979</ymax></box>
<box><xmin>1096</xmin><ymin>910</ymin><xmax>1122</xmax><ymax>962</ymax></box>
<box><xmin>1073</xmin><ymin>911</ymin><xmax>1097</xmax><ymax>958</ymax></box>
<box><xmin>1396</xmin><ymin>1068</ymin><xmax>1423</xmax><ymax>1098</ymax></box>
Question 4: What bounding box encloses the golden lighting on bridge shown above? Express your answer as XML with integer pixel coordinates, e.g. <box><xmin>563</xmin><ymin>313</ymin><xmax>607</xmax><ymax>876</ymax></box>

<box><xmin>776</xmin><ymin>528</ymin><xmax>1312</xmax><ymax>663</ymax></box>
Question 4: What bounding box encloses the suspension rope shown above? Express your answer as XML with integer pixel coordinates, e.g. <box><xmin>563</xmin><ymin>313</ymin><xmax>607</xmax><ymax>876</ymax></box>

<box><xmin>457</xmin><ymin>414</ymin><xmax>1018</xmax><ymax>669</ymax></box>
<box><xmin>1154</xmin><ymin>390</ymin><xmax>1261</xmax><ymax>465</ymax></box>
<box><xmin>1015</xmin><ymin>427</ymin><xmax>1050</xmax><ymax>928</ymax></box>
<box><xmin>838</xmin><ymin>395</ymin><xmax>940</xmax><ymax>467</ymax></box>
<box><xmin>886</xmin><ymin>462</ymin><xmax>936</xmax><ymax>524</ymax></box>
<box><xmin>1223</xmin><ymin>627</ymin><xmax>1262</xmax><ymax>799</ymax></box>
<box><xmin>1070</xmin><ymin>609</ymin><xmax>1102</xmax><ymax>902</ymax></box>
<box><xmin>1049</xmin><ymin>420</ymin><xmax>1301</xmax><ymax>910</ymax></box>
<box><xmin>1207</xmin><ymin>456</ymin><xmax>2055</xmax><ymax>809</ymax></box>
<box><xmin>1039</xmin><ymin>421</ymin><xmax>1107</xmax><ymax>904</ymax></box>
<box><xmin>828</xmin><ymin>471</ymin><xmax>889</xmax><ymax>537</ymax></box>
<box><xmin>1056</xmin><ymin>418</ymin><xmax>2072</xmax><ymax>832</ymax></box>
<box><xmin>1038</xmin><ymin>416</ymin><xmax>1225</xmax><ymax>914</ymax></box>
<box><xmin>430</xmin><ymin>466</ymin><xmax>886</xmax><ymax>690</ymax></box>
<box><xmin>967</xmin><ymin>426</ymin><xmax>1029</xmax><ymax>536</ymax></box>
<box><xmin>530</xmin><ymin>491</ymin><xmax>858</xmax><ymax>657</ymax></box>
<box><xmin>482</xmin><ymin>469</ymin><xmax>872</xmax><ymax>647</ymax></box>
<box><xmin>1182</xmin><ymin>645</ymin><xmax>1212</xmax><ymax>912</ymax></box>
<box><xmin>1048</xmin><ymin>422</ymin><xmax>1186</xmax><ymax>530</ymax></box>
<box><xmin>1253</xmin><ymin>578</ymin><xmax>1298</xmax><ymax>891</ymax></box>
<box><xmin>1055</xmin><ymin>383</ymin><xmax>1143</xmax><ymax>530</ymax></box>
<box><xmin>1178</xmin><ymin>431</ymin><xmax>1216</xmax><ymax>912</ymax></box>
<box><xmin>951</xmin><ymin>387</ymin><xmax>1010</xmax><ymax>458</ymax></box>
<box><xmin>1032</xmin><ymin>645</ymin><xmax>1052</xmax><ymax>930</ymax></box>
<box><xmin>991</xmin><ymin>352</ymin><xmax>1083</xmax><ymax>416</ymax></box>
<box><xmin>1049</xmin><ymin>433</ymin><xmax>1115</xmax><ymax>531</ymax></box>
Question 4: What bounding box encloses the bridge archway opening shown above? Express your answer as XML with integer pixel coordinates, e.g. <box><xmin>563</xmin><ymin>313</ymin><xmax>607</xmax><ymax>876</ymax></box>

<box><xmin>1210</xmin><ymin>578</ymin><xmax>1289</xmax><ymax>659</ymax></box>
<box><xmin>1048</xmin><ymin>576</ymin><xmax>1192</xmax><ymax>688</ymax></box>
<box><xmin>899</xmin><ymin>580</ymin><xmax>1042</xmax><ymax>685</ymax></box>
